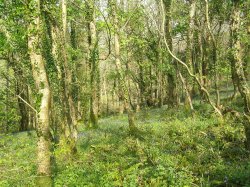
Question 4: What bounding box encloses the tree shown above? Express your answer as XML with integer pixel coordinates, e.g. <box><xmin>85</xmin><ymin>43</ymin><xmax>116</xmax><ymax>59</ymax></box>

<box><xmin>27</xmin><ymin>0</ymin><xmax>52</xmax><ymax>185</ymax></box>
<box><xmin>87</xmin><ymin>0</ymin><xmax>100</xmax><ymax>128</ymax></box>
<box><xmin>231</xmin><ymin>0</ymin><xmax>250</xmax><ymax>150</ymax></box>
<box><xmin>162</xmin><ymin>0</ymin><xmax>178</xmax><ymax>107</ymax></box>
<box><xmin>109</xmin><ymin>0</ymin><xmax>137</xmax><ymax>132</ymax></box>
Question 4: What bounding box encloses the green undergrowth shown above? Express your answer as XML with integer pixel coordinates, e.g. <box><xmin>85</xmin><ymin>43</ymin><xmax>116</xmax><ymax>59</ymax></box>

<box><xmin>0</xmin><ymin>131</ymin><xmax>37</xmax><ymax>186</ymax></box>
<box><xmin>1</xmin><ymin>106</ymin><xmax>250</xmax><ymax>186</ymax></box>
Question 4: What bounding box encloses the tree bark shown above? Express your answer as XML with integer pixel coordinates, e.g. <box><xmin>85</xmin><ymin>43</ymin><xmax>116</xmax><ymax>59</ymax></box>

<box><xmin>62</xmin><ymin>0</ymin><xmax>78</xmax><ymax>145</ymax></box>
<box><xmin>87</xmin><ymin>0</ymin><xmax>100</xmax><ymax>128</ymax></box>
<box><xmin>5</xmin><ymin>60</ymin><xmax>9</xmax><ymax>132</ymax></box>
<box><xmin>205</xmin><ymin>0</ymin><xmax>220</xmax><ymax>107</ymax></box>
<box><xmin>231</xmin><ymin>0</ymin><xmax>250</xmax><ymax>150</ymax></box>
<box><xmin>185</xmin><ymin>0</ymin><xmax>196</xmax><ymax>109</ymax></box>
<box><xmin>16</xmin><ymin>74</ymin><xmax>30</xmax><ymax>131</ymax></box>
<box><xmin>48</xmin><ymin>0</ymin><xmax>78</xmax><ymax>153</ymax></box>
<box><xmin>109</xmin><ymin>0</ymin><xmax>137</xmax><ymax>131</ymax></box>
<box><xmin>162</xmin><ymin>0</ymin><xmax>178</xmax><ymax>107</ymax></box>
<box><xmin>178</xmin><ymin>71</ymin><xmax>194</xmax><ymax>110</ymax></box>
<box><xmin>27</xmin><ymin>0</ymin><xmax>52</xmax><ymax>185</ymax></box>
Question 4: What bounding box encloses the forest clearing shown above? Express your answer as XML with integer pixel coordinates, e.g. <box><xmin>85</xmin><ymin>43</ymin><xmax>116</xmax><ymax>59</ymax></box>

<box><xmin>0</xmin><ymin>0</ymin><xmax>250</xmax><ymax>186</ymax></box>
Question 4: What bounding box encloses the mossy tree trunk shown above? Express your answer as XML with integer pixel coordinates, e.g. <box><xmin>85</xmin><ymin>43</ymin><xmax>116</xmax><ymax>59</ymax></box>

<box><xmin>15</xmin><ymin>68</ymin><xmax>30</xmax><ymax>131</ymax></box>
<box><xmin>48</xmin><ymin>0</ymin><xmax>78</xmax><ymax>153</ymax></box>
<box><xmin>61</xmin><ymin>0</ymin><xmax>78</xmax><ymax>150</ymax></box>
<box><xmin>185</xmin><ymin>0</ymin><xmax>196</xmax><ymax>110</ymax></box>
<box><xmin>205</xmin><ymin>0</ymin><xmax>220</xmax><ymax>107</ymax></box>
<box><xmin>162</xmin><ymin>0</ymin><xmax>178</xmax><ymax>107</ymax></box>
<box><xmin>87</xmin><ymin>0</ymin><xmax>100</xmax><ymax>128</ymax></box>
<box><xmin>109</xmin><ymin>0</ymin><xmax>137</xmax><ymax>131</ymax></box>
<box><xmin>231</xmin><ymin>0</ymin><xmax>250</xmax><ymax>150</ymax></box>
<box><xmin>27</xmin><ymin>0</ymin><xmax>52</xmax><ymax>185</ymax></box>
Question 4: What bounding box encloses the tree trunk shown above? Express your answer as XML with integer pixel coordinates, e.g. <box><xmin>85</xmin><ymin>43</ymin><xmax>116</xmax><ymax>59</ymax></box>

<box><xmin>178</xmin><ymin>71</ymin><xmax>194</xmax><ymax>110</ymax></box>
<box><xmin>62</xmin><ymin>0</ymin><xmax>78</xmax><ymax>146</ymax></box>
<box><xmin>157</xmin><ymin>40</ymin><xmax>164</xmax><ymax>107</ymax></box>
<box><xmin>205</xmin><ymin>0</ymin><xmax>220</xmax><ymax>107</ymax></box>
<box><xmin>113</xmin><ymin>0</ymin><xmax>126</xmax><ymax>113</ymax></box>
<box><xmin>103</xmin><ymin>67</ymin><xmax>109</xmax><ymax>115</ymax></box>
<box><xmin>109</xmin><ymin>0</ymin><xmax>137</xmax><ymax>131</ymax></box>
<box><xmin>185</xmin><ymin>0</ymin><xmax>196</xmax><ymax>106</ymax></box>
<box><xmin>231</xmin><ymin>0</ymin><xmax>250</xmax><ymax>150</ymax></box>
<box><xmin>5</xmin><ymin>60</ymin><xmax>9</xmax><ymax>132</ymax></box>
<box><xmin>28</xmin><ymin>0</ymin><xmax>52</xmax><ymax>185</ymax></box>
<box><xmin>16</xmin><ymin>78</ymin><xmax>30</xmax><ymax>131</ymax></box>
<box><xmin>162</xmin><ymin>0</ymin><xmax>177</xmax><ymax>107</ymax></box>
<box><xmin>201</xmin><ymin>35</ymin><xmax>209</xmax><ymax>101</ymax></box>
<box><xmin>87</xmin><ymin>0</ymin><xmax>100</xmax><ymax>128</ymax></box>
<box><xmin>50</xmin><ymin>22</ymin><xmax>73</xmax><ymax>146</ymax></box>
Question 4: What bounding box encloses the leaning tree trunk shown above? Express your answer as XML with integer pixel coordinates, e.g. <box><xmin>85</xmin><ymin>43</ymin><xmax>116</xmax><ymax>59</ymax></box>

<box><xmin>231</xmin><ymin>0</ymin><xmax>250</xmax><ymax>150</ymax></box>
<box><xmin>28</xmin><ymin>0</ymin><xmax>52</xmax><ymax>185</ymax></box>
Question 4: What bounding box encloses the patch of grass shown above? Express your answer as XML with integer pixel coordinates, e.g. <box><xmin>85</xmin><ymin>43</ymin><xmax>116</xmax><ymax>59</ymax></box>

<box><xmin>0</xmin><ymin>131</ymin><xmax>37</xmax><ymax>186</ymax></box>
<box><xmin>1</xmin><ymin>107</ymin><xmax>250</xmax><ymax>186</ymax></box>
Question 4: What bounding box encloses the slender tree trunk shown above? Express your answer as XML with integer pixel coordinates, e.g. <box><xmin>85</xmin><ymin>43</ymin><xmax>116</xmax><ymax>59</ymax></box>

<box><xmin>246</xmin><ymin>17</ymin><xmax>250</xmax><ymax>80</ymax></box>
<box><xmin>48</xmin><ymin>0</ymin><xmax>77</xmax><ymax>153</ymax></box>
<box><xmin>5</xmin><ymin>60</ymin><xmax>9</xmax><ymax>132</ymax></box>
<box><xmin>157</xmin><ymin>40</ymin><xmax>164</xmax><ymax>107</ymax></box>
<box><xmin>138</xmin><ymin>62</ymin><xmax>146</xmax><ymax>107</ymax></box>
<box><xmin>103</xmin><ymin>67</ymin><xmax>109</xmax><ymax>115</ymax></box>
<box><xmin>11</xmin><ymin>56</ymin><xmax>31</xmax><ymax>132</ymax></box>
<box><xmin>211</xmin><ymin>44</ymin><xmax>220</xmax><ymax>106</ymax></box>
<box><xmin>28</xmin><ymin>0</ymin><xmax>52</xmax><ymax>185</ymax></box>
<box><xmin>109</xmin><ymin>0</ymin><xmax>137</xmax><ymax>131</ymax></box>
<box><xmin>28</xmin><ymin>87</ymin><xmax>37</xmax><ymax>129</ymax></box>
<box><xmin>113</xmin><ymin>0</ymin><xmax>125</xmax><ymax>114</ymax></box>
<box><xmin>178</xmin><ymin>71</ymin><xmax>194</xmax><ymax>110</ymax></box>
<box><xmin>231</xmin><ymin>0</ymin><xmax>250</xmax><ymax>150</ymax></box>
<box><xmin>162</xmin><ymin>0</ymin><xmax>177</xmax><ymax>107</ymax></box>
<box><xmin>205</xmin><ymin>0</ymin><xmax>220</xmax><ymax>107</ymax></box>
<box><xmin>50</xmin><ymin>22</ymin><xmax>71</xmax><ymax>140</ymax></box>
<box><xmin>185</xmin><ymin>0</ymin><xmax>196</xmax><ymax>109</ymax></box>
<box><xmin>87</xmin><ymin>0</ymin><xmax>99</xmax><ymax>127</ymax></box>
<box><xmin>16</xmin><ymin>78</ymin><xmax>29</xmax><ymax>131</ymax></box>
<box><xmin>229</xmin><ymin>19</ymin><xmax>239</xmax><ymax>99</ymax></box>
<box><xmin>198</xmin><ymin>30</ymin><xmax>208</xmax><ymax>102</ymax></box>
<box><xmin>70</xmin><ymin>21</ymin><xmax>82</xmax><ymax>120</ymax></box>
<box><xmin>61</xmin><ymin>0</ymin><xmax>78</xmax><ymax>150</ymax></box>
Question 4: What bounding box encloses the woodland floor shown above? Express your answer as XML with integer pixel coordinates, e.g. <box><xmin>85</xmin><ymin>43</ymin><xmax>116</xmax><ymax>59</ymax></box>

<box><xmin>0</xmin><ymin>105</ymin><xmax>250</xmax><ymax>186</ymax></box>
